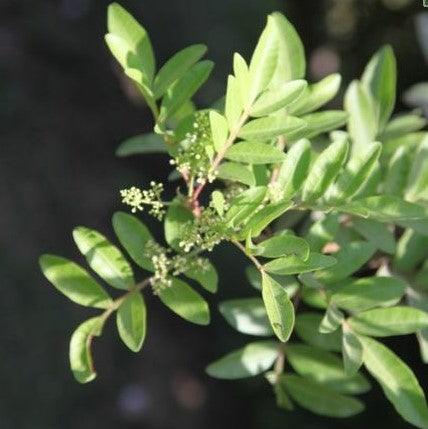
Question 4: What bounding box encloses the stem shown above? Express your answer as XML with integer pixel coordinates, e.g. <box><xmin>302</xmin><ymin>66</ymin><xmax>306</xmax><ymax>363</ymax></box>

<box><xmin>274</xmin><ymin>343</ymin><xmax>286</xmax><ymax>383</ymax></box>
<box><xmin>232</xmin><ymin>239</ymin><xmax>264</xmax><ymax>271</ymax></box>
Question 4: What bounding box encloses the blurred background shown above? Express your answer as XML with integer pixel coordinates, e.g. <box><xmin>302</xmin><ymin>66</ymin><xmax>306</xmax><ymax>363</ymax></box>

<box><xmin>0</xmin><ymin>0</ymin><xmax>427</xmax><ymax>428</ymax></box>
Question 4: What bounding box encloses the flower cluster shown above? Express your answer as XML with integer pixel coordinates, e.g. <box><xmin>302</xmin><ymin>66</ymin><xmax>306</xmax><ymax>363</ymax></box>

<box><xmin>170</xmin><ymin>111</ymin><xmax>217</xmax><ymax>184</ymax></box>
<box><xmin>120</xmin><ymin>182</ymin><xmax>165</xmax><ymax>220</ymax></box>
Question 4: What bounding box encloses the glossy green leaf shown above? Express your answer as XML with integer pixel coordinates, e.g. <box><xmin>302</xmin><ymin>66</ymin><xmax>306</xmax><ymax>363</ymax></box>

<box><xmin>342</xmin><ymin>326</ymin><xmax>363</xmax><ymax>375</ymax></box>
<box><xmin>352</xmin><ymin>218</ymin><xmax>396</xmax><ymax>254</ymax></box>
<box><xmin>154</xmin><ymin>44</ymin><xmax>207</xmax><ymax>98</ymax></box>
<box><xmin>238</xmin><ymin>115</ymin><xmax>306</xmax><ymax>141</ymax></box>
<box><xmin>282</xmin><ymin>374</ymin><xmax>365</xmax><ymax>418</ymax></box>
<box><xmin>289</xmin><ymin>73</ymin><xmax>341</xmax><ymax>116</ymax></box>
<box><xmin>286</xmin><ymin>344</ymin><xmax>370</xmax><ymax>394</ymax></box>
<box><xmin>225</xmin><ymin>141</ymin><xmax>285</xmax><ymax>164</ymax></box>
<box><xmin>210</xmin><ymin>110</ymin><xmax>229</xmax><ymax>152</ymax></box>
<box><xmin>112</xmin><ymin>211</ymin><xmax>154</xmax><ymax>271</ymax></box>
<box><xmin>116</xmin><ymin>291</ymin><xmax>146</xmax><ymax>352</ymax></box>
<box><xmin>302</xmin><ymin>135</ymin><xmax>349</xmax><ymax>202</ymax></box>
<box><xmin>158</xmin><ymin>278</ymin><xmax>210</xmax><ymax>325</ymax></box>
<box><xmin>348</xmin><ymin>306</ymin><xmax>428</xmax><ymax>337</ymax></box>
<box><xmin>69</xmin><ymin>316</ymin><xmax>104</xmax><ymax>384</ymax></box>
<box><xmin>115</xmin><ymin>133</ymin><xmax>167</xmax><ymax>157</ymax></box>
<box><xmin>184</xmin><ymin>260</ymin><xmax>218</xmax><ymax>293</ymax></box>
<box><xmin>39</xmin><ymin>255</ymin><xmax>112</xmax><ymax>309</ymax></box>
<box><xmin>217</xmin><ymin>162</ymin><xmax>256</xmax><ymax>186</ymax></box>
<box><xmin>164</xmin><ymin>201</ymin><xmax>193</xmax><ymax>251</ymax></box>
<box><xmin>219</xmin><ymin>297</ymin><xmax>273</xmax><ymax>336</ymax></box>
<box><xmin>250</xmin><ymin>80</ymin><xmax>307</xmax><ymax>117</ymax></box>
<box><xmin>206</xmin><ymin>340</ymin><xmax>278</xmax><ymax>379</ymax></box>
<box><xmin>319</xmin><ymin>306</ymin><xmax>344</xmax><ymax>334</ymax></box>
<box><xmin>331</xmin><ymin>276</ymin><xmax>406</xmax><ymax>312</ymax></box>
<box><xmin>73</xmin><ymin>226</ymin><xmax>134</xmax><ymax>291</ymax></box>
<box><xmin>264</xmin><ymin>253</ymin><xmax>337</xmax><ymax>276</ymax></box>
<box><xmin>261</xmin><ymin>272</ymin><xmax>295</xmax><ymax>342</ymax></box>
<box><xmin>360</xmin><ymin>336</ymin><xmax>428</xmax><ymax>428</ymax></box>
<box><xmin>361</xmin><ymin>45</ymin><xmax>396</xmax><ymax>131</ymax></box>
<box><xmin>253</xmin><ymin>234</ymin><xmax>309</xmax><ymax>259</ymax></box>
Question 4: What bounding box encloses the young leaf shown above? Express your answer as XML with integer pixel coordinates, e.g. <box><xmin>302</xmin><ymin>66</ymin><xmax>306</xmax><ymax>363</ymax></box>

<box><xmin>261</xmin><ymin>272</ymin><xmax>295</xmax><ymax>342</ymax></box>
<box><xmin>184</xmin><ymin>260</ymin><xmax>218</xmax><ymax>293</ymax></box>
<box><xmin>157</xmin><ymin>278</ymin><xmax>210</xmax><ymax>325</ymax></box>
<box><xmin>217</xmin><ymin>162</ymin><xmax>256</xmax><ymax>186</ymax></box>
<box><xmin>301</xmin><ymin>135</ymin><xmax>349</xmax><ymax>202</ymax></box>
<box><xmin>238</xmin><ymin>115</ymin><xmax>306</xmax><ymax>141</ymax></box>
<box><xmin>295</xmin><ymin>313</ymin><xmax>342</xmax><ymax>351</ymax></box>
<box><xmin>288</xmin><ymin>73</ymin><xmax>341</xmax><ymax>116</ymax></box>
<box><xmin>225</xmin><ymin>141</ymin><xmax>285</xmax><ymax>164</ymax></box>
<box><xmin>115</xmin><ymin>133</ymin><xmax>167</xmax><ymax>157</ymax></box>
<box><xmin>206</xmin><ymin>340</ymin><xmax>278</xmax><ymax>379</ymax></box>
<box><xmin>330</xmin><ymin>276</ymin><xmax>406</xmax><ymax>312</ymax></box>
<box><xmin>319</xmin><ymin>306</ymin><xmax>344</xmax><ymax>334</ymax></box>
<box><xmin>342</xmin><ymin>326</ymin><xmax>364</xmax><ymax>376</ymax></box>
<box><xmin>264</xmin><ymin>253</ymin><xmax>337</xmax><ymax>276</ymax></box>
<box><xmin>219</xmin><ymin>297</ymin><xmax>273</xmax><ymax>336</ymax></box>
<box><xmin>253</xmin><ymin>234</ymin><xmax>310</xmax><ymax>259</ymax></box>
<box><xmin>305</xmin><ymin>213</ymin><xmax>340</xmax><ymax>252</ymax></box>
<box><xmin>164</xmin><ymin>201</ymin><xmax>193</xmax><ymax>251</ymax></box>
<box><xmin>380</xmin><ymin>114</ymin><xmax>426</xmax><ymax>141</ymax></box>
<box><xmin>39</xmin><ymin>255</ymin><xmax>112</xmax><ymax>309</ymax></box>
<box><xmin>276</xmin><ymin>138</ymin><xmax>312</xmax><ymax>199</ymax></box>
<box><xmin>282</xmin><ymin>374</ymin><xmax>365</xmax><ymax>418</ymax></box>
<box><xmin>406</xmin><ymin>135</ymin><xmax>428</xmax><ymax>203</ymax></box>
<box><xmin>352</xmin><ymin>218</ymin><xmax>396</xmax><ymax>254</ymax></box>
<box><xmin>286</xmin><ymin>344</ymin><xmax>370</xmax><ymax>394</ymax></box>
<box><xmin>233</xmin><ymin>52</ymin><xmax>250</xmax><ymax>108</ymax></box>
<box><xmin>348</xmin><ymin>306</ymin><xmax>428</xmax><ymax>337</ymax></box>
<box><xmin>360</xmin><ymin>336</ymin><xmax>428</xmax><ymax>428</ymax></box>
<box><xmin>159</xmin><ymin>60</ymin><xmax>214</xmax><ymax>121</ymax></box>
<box><xmin>112</xmin><ymin>211</ymin><xmax>154</xmax><ymax>271</ymax></box>
<box><xmin>73</xmin><ymin>226</ymin><xmax>134</xmax><ymax>291</ymax></box>
<box><xmin>153</xmin><ymin>44</ymin><xmax>207</xmax><ymax>98</ymax></box>
<box><xmin>210</xmin><ymin>110</ymin><xmax>229</xmax><ymax>152</ymax></box>
<box><xmin>316</xmin><ymin>241</ymin><xmax>376</xmax><ymax>283</ymax></box>
<box><xmin>69</xmin><ymin>316</ymin><xmax>104</xmax><ymax>384</ymax></box>
<box><xmin>384</xmin><ymin>146</ymin><xmax>412</xmax><ymax>197</ymax></box>
<box><xmin>225</xmin><ymin>75</ymin><xmax>242</xmax><ymax>128</ymax></box>
<box><xmin>250</xmin><ymin>80</ymin><xmax>307</xmax><ymax>117</ymax></box>
<box><xmin>361</xmin><ymin>45</ymin><xmax>396</xmax><ymax>131</ymax></box>
<box><xmin>116</xmin><ymin>291</ymin><xmax>147</xmax><ymax>352</ymax></box>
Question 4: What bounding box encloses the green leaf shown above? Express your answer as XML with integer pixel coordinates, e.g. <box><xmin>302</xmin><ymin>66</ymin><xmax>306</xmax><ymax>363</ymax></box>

<box><xmin>225</xmin><ymin>186</ymin><xmax>267</xmax><ymax>227</ymax></box>
<box><xmin>361</xmin><ymin>45</ymin><xmax>396</xmax><ymax>131</ymax></box>
<box><xmin>157</xmin><ymin>278</ymin><xmax>210</xmax><ymax>325</ymax></box>
<box><xmin>261</xmin><ymin>272</ymin><xmax>295</xmax><ymax>342</ymax></box>
<box><xmin>112</xmin><ymin>211</ymin><xmax>154</xmax><ymax>271</ymax></box>
<box><xmin>394</xmin><ymin>229</ymin><xmax>428</xmax><ymax>272</ymax></box>
<box><xmin>39</xmin><ymin>255</ymin><xmax>112</xmax><ymax>309</ymax></box>
<box><xmin>153</xmin><ymin>44</ymin><xmax>207</xmax><ymax>98</ymax></box>
<box><xmin>248</xmin><ymin>16</ymin><xmax>278</xmax><ymax>104</ymax></box>
<box><xmin>348</xmin><ymin>306</ymin><xmax>428</xmax><ymax>337</ymax></box>
<box><xmin>184</xmin><ymin>260</ymin><xmax>218</xmax><ymax>293</ymax></box>
<box><xmin>159</xmin><ymin>60</ymin><xmax>214</xmax><ymax>121</ymax></box>
<box><xmin>380</xmin><ymin>114</ymin><xmax>426</xmax><ymax>140</ymax></box>
<box><xmin>360</xmin><ymin>336</ymin><xmax>428</xmax><ymax>428</ymax></box>
<box><xmin>250</xmin><ymin>80</ymin><xmax>307</xmax><ymax>117</ymax></box>
<box><xmin>316</xmin><ymin>242</ymin><xmax>376</xmax><ymax>283</ymax></box>
<box><xmin>295</xmin><ymin>312</ymin><xmax>342</xmax><ymax>351</ymax></box>
<box><xmin>217</xmin><ymin>162</ymin><xmax>256</xmax><ymax>186</ymax></box>
<box><xmin>302</xmin><ymin>135</ymin><xmax>349</xmax><ymax>202</ymax></box>
<box><xmin>115</xmin><ymin>133</ymin><xmax>167</xmax><ymax>157</ymax></box>
<box><xmin>224</xmin><ymin>75</ymin><xmax>243</xmax><ymax>128</ymax></box>
<box><xmin>289</xmin><ymin>73</ymin><xmax>341</xmax><ymax>116</ymax></box>
<box><xmin>233</xmin><ymin>53</ymin><xmax>250</xmax><ymax>108</ymax></box>
<box><xmin>273</xmin><ymin>377</ymin><xmax>294</xmax><ymax>410</ymax></box>
<box><xmin>331</xmin><ymin>276</ymin><xmax>406</xmax><ymax>312</ymax></box>
<box><xmin>73</xmin><ymin>226</ymin><xmax>134</xmax><ymax>291</ymax></box>
<box><xmin>264</xmin><ymin>253</ymin><xmax>337</xmax><ymax>276</ymax></box>
<box><xmin>345</xmin><ymin>80</ymin><xmax>377</xmax><ymax>150</ymax></box>
<box><xmin>238</xmin><ymin>115</ymin><xmax>306</xmax><ymax>141</ymax></box>
<box><xmin>206</xmin><ymin>340</ymin><xmax>278</xmax><ymax>379</ymax></box>
<box><xmin>340</xmin><ymin>196</ymin><xmax>428</xmax><ymax>222</ymax></box>
<box><xmin>331</xmin><ymin>141</ymin><xmax>381</xmax><ymax>201</ymax></box>
<box><xmin>116</xmin><ymin>291</ymin><xmax>146</xmax><ymax>352</ymax></box>
<box><xmin>352</xmin><ymin>218</ymin><xmax>396</xmax><ymax>254</ymax></box>
<box><xmin>253</xmin><ymin>234</ymin><xmax>309</xmax><ymax>259</ymax></box>
<box><xmin>407</xmin><ymin>288</ymin><xmax>428</xmax><ymax>363</ymax></box>
<box><xmin>69</xmin><ymin>316</ymin><xmax>104</xmax><ymax>384</ymax></box>
<box><xmin>164</xmin><ymin>201</ymin><xmax>193</xmax><ymax>251</ymax></box>
<box><xmin>276</xmin><ymin>138</ymin><xmax>312</xmax><ymax>199</ymax></box>
<box><xmin>245</xmin><ymin>266</ymin><xmax>299</xmax><ymax>297</ymax></box>
<box><xmin>219</xmin><ymin>297</ymin><xmax>273</xmax><ymax>336</ymax></box>
<box><xmin>225</xmin><ymin>141</ymin><xmax>285</xmax><ymax>164</ymax></box>
<box><xmin>282</xmin><ymin>374</ymin><xmax>365</xmax><ymax>418</ymax></box>
<box><xmin>286</xmin><ymin>344</ymin><xmax>370</xmax><ymax>394</ymax></box>
<box><xmin>107</xmin><ymin>3</ymin><xmax>155</xmax><ymax>83</ymax></box>
<box><xmin>210</xmin><ymin>110</ymin><xmax>229</xmax><ymax>152</ymax></box>
<box><xmin>319</xmin><ymin>306</ymin><xmax>344</xmax><ymax>334</ymax></box>
<box><xmin>406</xmin><ymin>135</ymin><xmax>428</xmax><ymax>203</ymax></box>
<box><xmin>269</xmin><ymin>12</ymin><xmax>305</xmax><ymax>85</ymax></box>
<box><xmin>342</xmin><ymin>325</ymin><xmax>363</xmax><ymax>376</ymax></box>
<box><xmin>384</xmin><ymin>146</ymin><xmax>412</xmax><ymax>197</ymax></box>
<box><xmin>240</xmin><ymin>200</ymin><xmax>293</xmax><ymax>239</ymax></box>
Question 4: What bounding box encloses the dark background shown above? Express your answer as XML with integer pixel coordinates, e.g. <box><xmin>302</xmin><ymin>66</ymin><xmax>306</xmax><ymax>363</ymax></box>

<box><xmin>0</xmin><ymin>0</ymin><xmax>427</xmax><ymax>428</ymax></box>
